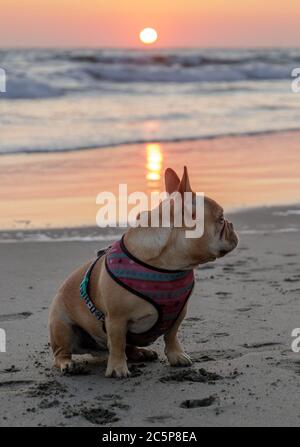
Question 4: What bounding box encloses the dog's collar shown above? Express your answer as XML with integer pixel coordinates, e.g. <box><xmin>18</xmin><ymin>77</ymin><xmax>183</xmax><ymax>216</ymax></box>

<box><xmin>119</xmin><ymin>234</ymin><xmax>187</xmax><ymax>274</ymax></box>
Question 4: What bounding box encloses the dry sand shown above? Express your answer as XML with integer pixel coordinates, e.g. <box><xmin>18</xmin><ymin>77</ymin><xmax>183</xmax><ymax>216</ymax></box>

<box><xmin>0</xmin><ymin>205</ymin><xmax>299</xmax><ymax>427</ymax></box>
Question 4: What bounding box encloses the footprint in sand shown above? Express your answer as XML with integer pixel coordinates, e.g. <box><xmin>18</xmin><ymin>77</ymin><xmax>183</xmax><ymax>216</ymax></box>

<box><xmin>0</xmin><ymin>380</ymin><xmax>35</xmax><ymax>392</ymax></box>
<box><xmin>62</xmin><ymin>405</ymin><xmax>119</xmax><ymax>425</ymax></box>
<box><xmin>160</xmin><ymin>368</ymin><xmax>222</xmax><ymax>383</ymax></box>
<box><xmin>0</xmin><ymin>365</ymin><xmax>20</xmax><ymax>374</ymax></box>
<box><xmin>0</xmin><ymin>312</ymin><xmax>32</xmax><ymax>322</ymax></box>
<box><xmin>284</xmin><ymin>277</ymin><xmax>300</xmax><ymax>283</ymax></box>
<box><xmin>39</xmin><ymin>399</ymin><xmax>60</xmax><ymax>409</ymax></box>
<box><xmin>180</xmin><ymin>395</ymin><xmax>217</xmax><ymax>408</ymax></box>
<box><xmin>190</xmin><ymin>349</ymin><xmax>243</xmax><ymax>363</ymax></box>
<box><xmin>277</xmin><ymin>358</ymin><xmax>300</xmax><ymax>374</ymax></box>
<box><xmin>213</xmin><ymin>332</ymin><xmax>230</xmax><ymax>338</ymax></box>
<box><xmin>27</xmin><ymin>380</ymin><xmax>67</xmax><ymax>397</ymax></box>
<box><xmin>146</xmin><ymin>415</ymin><xmax>174</xmax><ymax>423</ymax></box>
<box><xmin>242</xmin><ymin>342</ymin><xmax>283</xmax><ymax>350</ymax></box>
<box><xmin>236</xmin><ymin>307</ymin><xmax>253</xmax><ymax>312</ymax></box>
<box><xmin>216</xmin><ymin>291</ymin><xmax>232</xmax><ymax>299</ymax></box>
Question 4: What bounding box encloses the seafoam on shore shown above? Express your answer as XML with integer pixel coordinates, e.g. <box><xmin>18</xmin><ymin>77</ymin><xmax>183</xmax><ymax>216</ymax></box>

<box><xmin>0</xmin><ymin>204</ymin><xmax>299</xmax><ymax>242</ymax></box>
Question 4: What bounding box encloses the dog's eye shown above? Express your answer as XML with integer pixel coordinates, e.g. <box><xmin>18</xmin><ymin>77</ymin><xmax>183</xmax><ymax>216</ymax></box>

<box><xmin>219</xmin><ymin>216</ymin><xmax>225</xmax><ymax>224</ymax></box>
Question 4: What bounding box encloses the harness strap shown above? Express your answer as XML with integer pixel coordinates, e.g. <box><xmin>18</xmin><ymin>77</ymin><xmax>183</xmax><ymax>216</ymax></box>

<box><xmin>79</xmin><ymin>241</ymin><xmax>194</xmax><ymax>347</ymax></box>
<box><xmin>79</xmin><ymin>248</ymin><xmax>109</xmax><ymax>321</ymax></box>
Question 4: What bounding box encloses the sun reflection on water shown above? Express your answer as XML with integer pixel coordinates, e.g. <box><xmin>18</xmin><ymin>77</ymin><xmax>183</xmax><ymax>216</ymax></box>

<box><xmin>146</xmin><ymin>143</ymin><xmax>163</xmax><ymax>188</ymax></box>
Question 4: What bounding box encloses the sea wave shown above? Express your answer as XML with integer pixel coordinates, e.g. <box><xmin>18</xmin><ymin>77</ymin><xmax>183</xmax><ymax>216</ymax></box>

<box><xmin>1</xmin><ymin>48</ymin><xmax>300</xmax><ymax>155</ymax></box>
<box><xmin>0</xmin><ymin>48</ymin><xmax>299</xmax><ymax>99</ymax></box>
<box><xmin>1</xmin><ymin>63</ymin><xmax>295</xmax><ymax>99</ymax></box>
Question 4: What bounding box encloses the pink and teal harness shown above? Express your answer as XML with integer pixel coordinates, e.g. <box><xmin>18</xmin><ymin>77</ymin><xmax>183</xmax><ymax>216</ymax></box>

<box><xmin>80</xmin><ymin>236</ymin><xmax>194</xmax><ymax>347</ymax></box>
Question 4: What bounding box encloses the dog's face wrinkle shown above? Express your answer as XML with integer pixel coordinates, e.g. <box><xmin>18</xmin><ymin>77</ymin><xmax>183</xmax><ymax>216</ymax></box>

<box><xmin>126</xmin><ymin>190</ymin><xmax>238</xmax><ymax>270</ymax></box>
<box><xmin>198</xmin><ymin>197</ymin><xmax>238</xmax><ymax>262</ymax></box>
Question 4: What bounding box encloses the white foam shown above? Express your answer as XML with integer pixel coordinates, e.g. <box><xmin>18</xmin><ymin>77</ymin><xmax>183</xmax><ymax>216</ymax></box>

<box><xmin>0</xmin><ymin>233</ymin><xmax>122</xmax><ymax>243</ymax></box>
<box><xmin>272</xmin><ymin>210</ymin><xmax>300</xmax><ymax>217</ymax></box>
<box><xmin>239</xmin><ymin>227</ymin><xmax>299</xmax><ymax>235</ymax></box>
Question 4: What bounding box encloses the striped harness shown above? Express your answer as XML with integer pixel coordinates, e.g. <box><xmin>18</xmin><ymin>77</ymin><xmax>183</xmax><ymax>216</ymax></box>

<box><xmin>80</xmin><ymin>236</ymin><xmax>194</xmax><ymax>347</ymax></box>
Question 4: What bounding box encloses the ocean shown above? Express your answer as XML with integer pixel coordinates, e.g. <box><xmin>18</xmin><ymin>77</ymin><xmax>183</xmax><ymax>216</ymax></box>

<box><xmin>0</xmin><ymin>48</ymin><xmax>300</xmax><ymax>155</ymax></box>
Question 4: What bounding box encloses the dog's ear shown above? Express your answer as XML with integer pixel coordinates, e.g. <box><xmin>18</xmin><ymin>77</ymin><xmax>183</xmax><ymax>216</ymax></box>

<box><xmin>165</xmin><ymin>168</ymin><xmax>180</xmax><ymax>194</ymax></box>
<box><xmin>178</xmin><ymin>166</ymin><xmax>192</xmax><ymax>195</ymax></box>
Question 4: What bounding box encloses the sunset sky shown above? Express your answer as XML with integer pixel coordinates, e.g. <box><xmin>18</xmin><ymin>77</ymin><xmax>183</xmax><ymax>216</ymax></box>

<box><xmin>1</xmin><ymin>0</ymin><xmax>300</xmax><ymax>48</ymax></box>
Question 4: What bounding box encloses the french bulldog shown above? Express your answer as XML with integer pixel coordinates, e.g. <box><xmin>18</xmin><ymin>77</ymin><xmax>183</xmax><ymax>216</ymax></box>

<box><xmin>49</xmin><ymin>166</ymin><xmax>238</xmax><ymax>378</ymax></box>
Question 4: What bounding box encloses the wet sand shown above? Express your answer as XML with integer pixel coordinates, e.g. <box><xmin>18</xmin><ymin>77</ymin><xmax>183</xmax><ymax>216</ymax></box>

<box><xmin>0</xmin><ymin>205</ymin><xmax>299</xmax><ymax>427</ymax></box>
<box><xmin>1</xmin><ymin>130</ymin><xmax>300</xmax><ymax>229</ymax></box>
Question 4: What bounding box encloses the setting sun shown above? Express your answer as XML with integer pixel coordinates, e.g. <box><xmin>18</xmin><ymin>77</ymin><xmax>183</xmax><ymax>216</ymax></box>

<box><xmin>139</xmin><ymin>27</ymin><xmax>158</xmax><ymax>45</ymax></box>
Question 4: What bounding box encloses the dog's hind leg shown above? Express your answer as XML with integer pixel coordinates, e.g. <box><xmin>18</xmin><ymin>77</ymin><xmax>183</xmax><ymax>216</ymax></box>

<box><xmin>49</xmin><ymin>316</ymin><xmax>75</xmax><ymax>374</ymax></box>
<box><xmin>126</xmin><ymin>345</ymin><xmax>158</xmax><ymax>362</ymax></box>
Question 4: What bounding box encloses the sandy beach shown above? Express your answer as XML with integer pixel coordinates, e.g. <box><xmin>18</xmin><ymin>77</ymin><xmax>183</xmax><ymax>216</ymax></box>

<box><xmin>0</xmin><ymin>204</ymin><xmax>299</xmax><ymax>427</ymax></box>
<box><xmin>1</xmin><ymin>4</ymin><xmax>300</xmax><ymax>431</ymax></box>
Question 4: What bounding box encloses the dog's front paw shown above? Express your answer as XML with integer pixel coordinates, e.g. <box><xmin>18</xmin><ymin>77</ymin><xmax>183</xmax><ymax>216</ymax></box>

<box><xmin>105</xmin><ymin>361</ymin><xmax>131</xmax><ymax>379</ymax></box>
<box><xmin>166</xmin><ymin>351</ymin><xmax>193</xmax><ymax>367</ymax></box>
<box><xmin>58</xmin><ymin>359</ymin><xmax>75</xmax><ymax>375</ymax></box>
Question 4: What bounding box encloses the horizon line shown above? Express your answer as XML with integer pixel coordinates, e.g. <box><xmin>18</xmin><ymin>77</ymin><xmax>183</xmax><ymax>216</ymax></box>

<box><xmin>1</xmin><ymin>44</ymin><xmax>300</xmax><ymax>51</ymax></box>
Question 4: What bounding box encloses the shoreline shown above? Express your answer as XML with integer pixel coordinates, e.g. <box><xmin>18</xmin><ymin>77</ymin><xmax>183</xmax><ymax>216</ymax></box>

<box><xmin>0</xmin><ymin>203</ymin><xmax>299</xmax><ymax>242</ymax></box>
<box><xmin>1</xmin><ymin>127</ymin><xmax>300</xmax><ymax>157</ymax></box>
